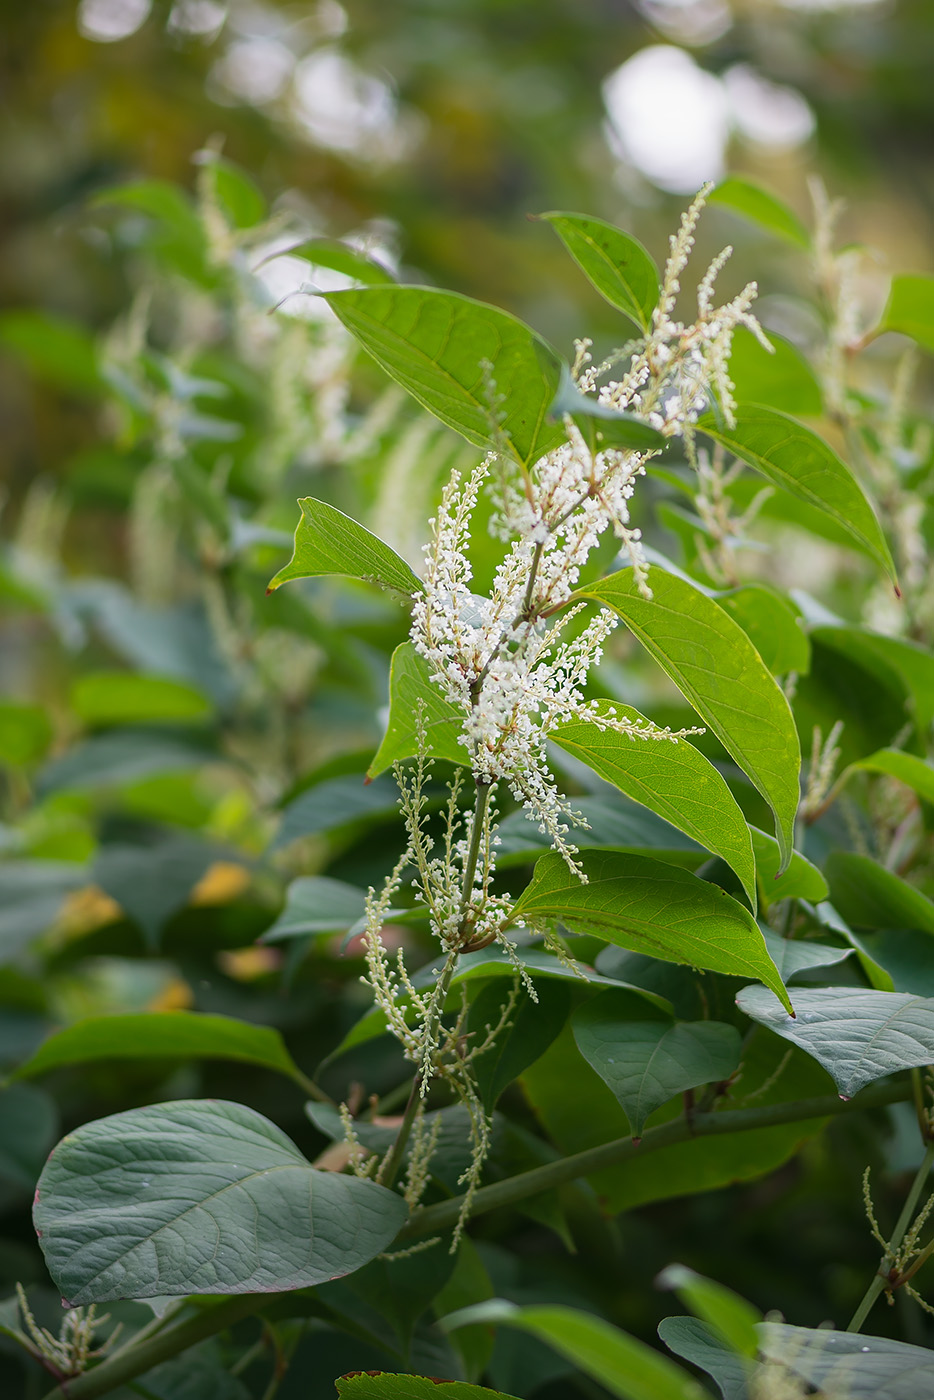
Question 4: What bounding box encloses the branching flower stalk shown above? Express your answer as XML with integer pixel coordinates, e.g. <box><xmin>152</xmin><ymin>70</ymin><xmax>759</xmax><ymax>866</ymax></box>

<box><xmin>355</xmin><ymin>188</ymin><xmax>773</xmax><ymax>1236</ymax></box>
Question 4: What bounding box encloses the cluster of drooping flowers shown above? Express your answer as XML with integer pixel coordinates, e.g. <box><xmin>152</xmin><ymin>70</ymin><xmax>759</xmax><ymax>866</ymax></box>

<box><xmin>355</xmin><ymin>188</ymin><xmax>767</xmax><ymax>1230</ymax></box>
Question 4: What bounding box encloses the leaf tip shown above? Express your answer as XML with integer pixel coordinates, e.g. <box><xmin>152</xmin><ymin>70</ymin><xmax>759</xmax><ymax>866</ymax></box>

<box><xmin>631</xmin><ymin>1136</ymin><xmax>641</xmax><ymax>1147</ymax></box>
<box><xmin>894</xmin><ymin>583</ymin><xmax>903</xmax><ymax>599</ymax></box>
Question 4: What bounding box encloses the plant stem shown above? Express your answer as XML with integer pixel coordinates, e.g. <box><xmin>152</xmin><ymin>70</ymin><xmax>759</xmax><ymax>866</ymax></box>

<box><xmin>39</xmin><ymin>1081</ymin><xmax>910</xmax><ymax>1399</ymax></box>
<box><xmin>458</xmin><ymin>779</ymin><xmax>492</xmax><ymax>934</ymax></box>
<box><xmin>39</xmin><ymin>1294</ymin><xmax>275</xmax><ymax>1400</ymax></box>
<box><xmin>847</xmin><ymin>1139</ymin><xmax>934</xmax><ymax>1333</ymax></box>
<box><xmin>399</xmin><ymin>1079</ymin><xmax>910</xmax><ymax>1242</ymax></box>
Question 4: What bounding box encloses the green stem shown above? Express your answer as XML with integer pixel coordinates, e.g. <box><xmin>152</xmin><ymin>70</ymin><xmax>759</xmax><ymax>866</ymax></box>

<box><xmin>38</xmin><ymin>1081</ymin><xmax>910</xmax><ymax>1400</ymax></box>
<box><xmin>847</xmin><ymin>1139</ymin><xmax>934</xmax><ymax>1333</ymax></box>
<box><xmin>399</xmin><ymin>1079</ymin><xmax>910</xmax><ymax>1242</ymax></box>
<box><xmin>39</xmin><ymin>1294</ymin><xmax>275</xmax><ymax>1400</ymax></box>
<box><xmin>289</xmin><ymin>1069</ymin><xmax>332</xmax><ymax>1105</ymax></box>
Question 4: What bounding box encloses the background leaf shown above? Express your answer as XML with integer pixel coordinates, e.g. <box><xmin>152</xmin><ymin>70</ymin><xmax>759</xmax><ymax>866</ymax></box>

<box><xmin>709</xmin><ymin>178</ymin><xmax>810</xmax><ymax>248</ymax></box>
<box><xmin>34</xmin><ymin>1100</ymin><xmax>408</xmax><ymax>1303</ymax></box>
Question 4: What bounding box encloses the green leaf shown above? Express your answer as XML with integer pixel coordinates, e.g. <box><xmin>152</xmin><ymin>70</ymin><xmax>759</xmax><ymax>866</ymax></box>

<box><xmin>658</xmin><ymin>1317</ymin><xmax>748</xmax><ymax>1400</ymax></box>
<box><xmin>91</xmin><ymin>179</ymin><xmax>202</xmax><ymax>241</ymax></box>
<box><xmin>323</xmin><ymin>286</ymin><xmax>565</xmax><ymax>468</ymax></box>
<box><xmin>260</xmin><ymin>876</ymin><xmax>368</xmax><ymax>941</ymax></box>
<box><xmin>709</xmin><ymin>177</ymin><xmax>810</xmax><ymax>250</ymax></box>
<box><xmin>285</xmin><ymin>237</ymin><xmax>396</xmax><ymax>285</ymax></box>
<box><xmin>0</xmin><ymin>310</ymin><xmax>101</xmax><ymax>394</ymax></box>
<box><xmin>825</xmin><ymin>851</ymin><xmax>934</xmax><ymax>934</ymax></box>
<box><xmin>267</xmin><ymin>497</ymin><xmax>422</xmax><ymax>597</ymax></box>
<box><xmin>442</xmin><ymin>1301</ymin><xmax>705</xmax><ymax>1400</ymax></box>
<box><xmin>271</xmin><ymin>773</ymin><xmax>400</xmax><ymax>850</ymax></box>
<box><xmin>572</xmin><ymin>993</ymin><xmax>741</xmax><ymax>1137</ymax></box>
<box><xmin>197</xmin><ymin>152</ymin><xmax>266</xmax><ymax>228</ymax></box>
<box><xmin>34</xmin><ymin>1100</ymin><xmax>409</xmax><ymax>1304</ymax></box>
<box><xmin>717</xmin><ymin>585</ymin><xmax>811</xmax><ymax>677</ymax></box>
<box><xmin>495</xmin><ymin>795</ymin><xmax>702</xmax><ymax>869</ymax></box>
<box><xmin>0</xmin><ymin>701</ymin><xmax>53</xmax><ymax>765</ymax></box>
<box><xmin>846</xmin><ymin>748</ymin><xmax>934</xmax><ymax>805</ymax></box>
<box><xmin>37</xmin><ymin>728</ymin><xmax>214</xmax><ymax>795</ymax></box>
<box><xmin>337</xmin><ymin>1375</ymin><xmax>521</xmax><ymax>1400</ymax></box>
<box><xmin>0</xmin><ymin>861</ymin><xmax>88</xmax><ymax>960</ymax></box>
<box><xmin>92</xmin><ymin>838</ymin><xmax>224</xmax><ymax>948</ymax></box>
<box><xmin>811</xmin><ymin>625</ymin><xmax>934</xmax><ymax>733</ymax></box>
<box><xmin>468</xmin><ymin>978</ymin><xmax>572</xmax><ymax>1110</ymax></box>
<box><xmin>551</xmin><ymin>701</ymin><xmax>757</xmax><ymax>910</ymax></box>
<box><xmin>14</xmin><ymin>1012</ymin><xmax>306</xmax><ymax>1087</ymax></box>
<box><xmin>737</xmin><ymin>985</ymin><xmax>934</xmax><ymax>1097</ymax></box>
<box><xmin>759</xmin><ymin>1323</ymin><xmax>934</xmax><ymax>1396</ymax></box>
<box><xmin>577</xmin><ymin>569</ymin><xmax>800</xmax><ymax>869</ymax></box>
<box><xmin>549</xmin><ymin>364</ymin><xmax>667</xmax><ymax>452</ymax></box>
<box><xmin>0</xmin><ymin>1085</ymin><xmax>59</xmax><ymax>1190</ymax></box>
<box><xmin>760</xmin><ymin>930</ymin><xmax>850</xmax><ymax>982</ymax></box>
<box><xmin>726</xmin><ymin>326</ymin><xmax>822</xmax><ymax>417</ymax></box>
<box><xmin>538</xmin><ymin>211</ymin><xmax>660</xmax><ymax>329</ymax></box>
<box><xmin>698</xmin><ymin>406</ymin><xmax>897</xmax><ymax>585</ymax></box>
<box><xmin>657</xmin><ymin>1265</ymin><xmax>760</xmax><ymax>1359</ymax></box>
<box><xmin>368</xmin><ymin>642</ymin><xmax>465</xmax><ymax>777</ymax></box>
<box><xmin>750</xmin><ymin>830</ymin><xmax>827</xmax><ymax>905</ymax></box>
<box><xmin>878</xmin><ymin>273</ymin><xmax>934</xmax><ymax>353</ymax></box>
<box><xmin>71</xmin><ymin>672</ymin><xmax>213</xmax><ymax>726</ymax></box>
<box><xmin>510</xmin><ymin>850</ymin><xmax>792</xmax><ymax>1012</ymax></box>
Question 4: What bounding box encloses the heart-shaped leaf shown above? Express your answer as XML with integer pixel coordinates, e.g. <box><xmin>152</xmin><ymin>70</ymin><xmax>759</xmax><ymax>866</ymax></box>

<box><xmin>510</xmin><ymin>850</ymin><xmax>791</xmax><ymax>1012</ymax></box>
<box><xmin>324</xmin><ymin>287</ymin><xmax>565</xmax><ymax>468</ymax></box>
<box><xmin>737</xmin><ymin>985</ymin><xmax>934</xmax><ymax>1097</ymax></box>
<box><xmin>698</xmin><ymin>406</ymin><xmax>896</xmax><ymax>585</ymax></box>
<box><xmin>268</xmin><ymin>497</ymin><xmax>422</xmax><ymax>597</ymax></box>
<box><xmin>577</xmin><ymin>569</ymin><xmax>800</xmax><ymax>869</ymax></box>
<box><xmin>573</xmin><ymin>993</ymin><xmax>741</xmax><ymax>1137</ymax></box>
<box><xmin>34</xmin><ymin>1100</ymin><xmax>408</xmax><ymax>1304</ymax></box>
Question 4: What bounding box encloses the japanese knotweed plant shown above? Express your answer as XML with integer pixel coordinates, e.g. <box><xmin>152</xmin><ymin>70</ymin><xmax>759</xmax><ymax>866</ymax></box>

<box><xmin>30</xmin><ymin>178</ymin><xmax>934</xmax><ymax>1400</ymax></box>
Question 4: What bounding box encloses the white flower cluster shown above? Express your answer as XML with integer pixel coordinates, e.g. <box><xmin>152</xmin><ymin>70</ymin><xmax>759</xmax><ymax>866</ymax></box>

<box><xmin>580</xmin><ymin>186</ymin><xmax>772</xmax><ymax>436</ymax></box>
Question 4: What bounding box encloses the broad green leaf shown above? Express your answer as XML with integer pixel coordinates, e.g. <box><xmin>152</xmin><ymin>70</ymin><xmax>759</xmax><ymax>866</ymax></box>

<box><xmin>857</xmin><ymin>929</ymin><xmax>934</xmax><ymax>998</ymax></box>
<box><xmin>434</xmin><ymin>1238</ymin><xmax>496</xmax><ymax>1382</ymax></box>
<box><xmin>197</xmin><ymin>152</ymin><xmax>266</xmax><ymax>228</ymax></box>
<box><xmin>551</xmin><ymin>701</ymin><xmax>757</xmax><ymax>910</ymax></box>
<box><xmin>726</xmin><ymin>326</ymin><xmax>822</xmax><ymax>417</ymax></box>
<box><xmin>0</xmin><ymin>701</ymin><xmax>52</xmax><ymax>765</ymax></box>
<box><xmin>717</xmin><ymin>585</ymin><xmax>811</xmax><ymax>676</ymax></box>
<box><xmin>760</xmin><ymin>930</ymin><xmax>850</xmax><ymax>982</ymax></box>
<box><xmin>442</xmin><ymin>1301</ymin><xmax>705</xmax><ymax>1400</ymax></box>
<box><xmin>539</xmin><ymin>211</ymin><xmax>659</xmax><ymax>329</ymax></box>
<box><xmin>846</xmin><ymin>748</ymin><xmax>934</xmax><ymax>805</ymax></box>
<box><xmin>0</xmin><ymin>310</ymin><xmax>101</xmax><ymax>393</ymax></box>
<box><xmin>657</xmin><ymin>1264</ymin><xmax>760</xmax><ymax>1359</ymax></box>
<box><xmin>71</xmin><ymin>672</ymin><xmax>213</xmax><ymax>726</ymax></box>
<box><xmin>698</xmin><ymin>406</ymin><xmax>896</xmax><ymax>585</ymax></box>
<box><xmin>737</xmin><ymin>985</ymin><xmax>934</xmax><ymax>1097</ymax></box>
<box><xmin>814</xmin><ymin>900</ymin><xmax>894</xmax><ymax>992</ymax></box>
<box><xmin>709</xmin><ymin>177</ymin><xmax>810</xmax><ymax>249</ymax></box>
<box><xmin>267</xmin><ymin>497</ymin><xmax>422</xmax><ymax>596</ymax></box>
<box><xmin>510</xmin><ymin>850</ymin><xmax>792</xmax><ymax>1012</ymax></box>
<box><xmin>368</xmin><ymin>642</ymin><xmax>465</xmax><ymax>777</ymax></box>
<box><xmin>92</xmin><ymin>838</ymin><xmax>224</xmax><ymax>948</ymax></box>
<box><xmin>338</xmin><ymin>1375</ymin><xmax>520</xmax><ymax>1400</ymax></box>
<box><xmin>468</xmin><ymin>977</ymin><xmax>571</xmax><ymax>1110</ymax></box>
<box><xmin>495</xmin><ymin>795</ymin><xmax>702</xmax><ymax>869</ymax></box>
<box><xmin>549</xmin><ymin>364</ymin><xmax>667</xmax><ymax>452</ymax></box>
<box><xmin>825</xmin><ymin>851</ymin><xmax>934</xmax><ymax>934</ymax></box>
<box><xmin>14</xmin><ymin>1012</ymin><xmax>305</xmax><ymax>1087</ymax></box>
<box><xmin>750</xmin><ymin>830</ymin><xmax>827</xmax><ymax>905</ymax></box>
<box><xmin>878</xmin><ymin>273</ymin><xmax>934</xmax><ymax>353</ymax></box>
<box><xmin>271</xmin><ymin>773</ymin><xmax>401</xmax><ymax>850</ymax></box>
<box><xmin>658</xmin><ymin>1317</ymin><xmax>748</xmax><ymax>1400</ymax></box>
<box><xmin>758</xmin><ymin>1323</ymin><xmax>934</xmax><ymax>1397</ymax></box>
<box><xmin>348</xmin><ymin>1246</ymin><xmax>459</xmax><ymax>1351</ymax></box>
<box><xmin>0</xmin><ymin>1085</ymin><xmax>59</xmax><ymax>1190</ymax></box>
<box><xmin>577</xmin><ymin>569</ymin><xmax>800</xmax><ymax>869</ymax></box>
<box><xmin>0</xmin><ymin>861</ymin><xmax>88</xmax><ymax>960</ymax></box>
<box><xmin>260</xmin><ymin>876</ymin><xmax>368</xmax><ymax>941</ymax></box>
<box><xmin>285</xmin><ymin>236</ymin><xmax>396</xmax><ymax>285</ymax></box>
<box><xmin>804</xmin><ymin>622</ymin><xmax>934</xmax><ymax>734</ymax></box>
<box><xmin>34</xmin><ymin>1099</ymin><xmax>408</xmax><ymax>1304</ymax></box>
<box><xmin>323</xmin><ymin>286</ymin><xmax>565</xmax><ymax>467</ymax></box>
<box><xmin>572</xmin><ymin>993</ymin><xmax>741</xmax><ymax>1136</ymax></box>
<box><xmin>37</xmin><ymin>728</ymin><xmax>214</xmax><ymax>795</ymax></box>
